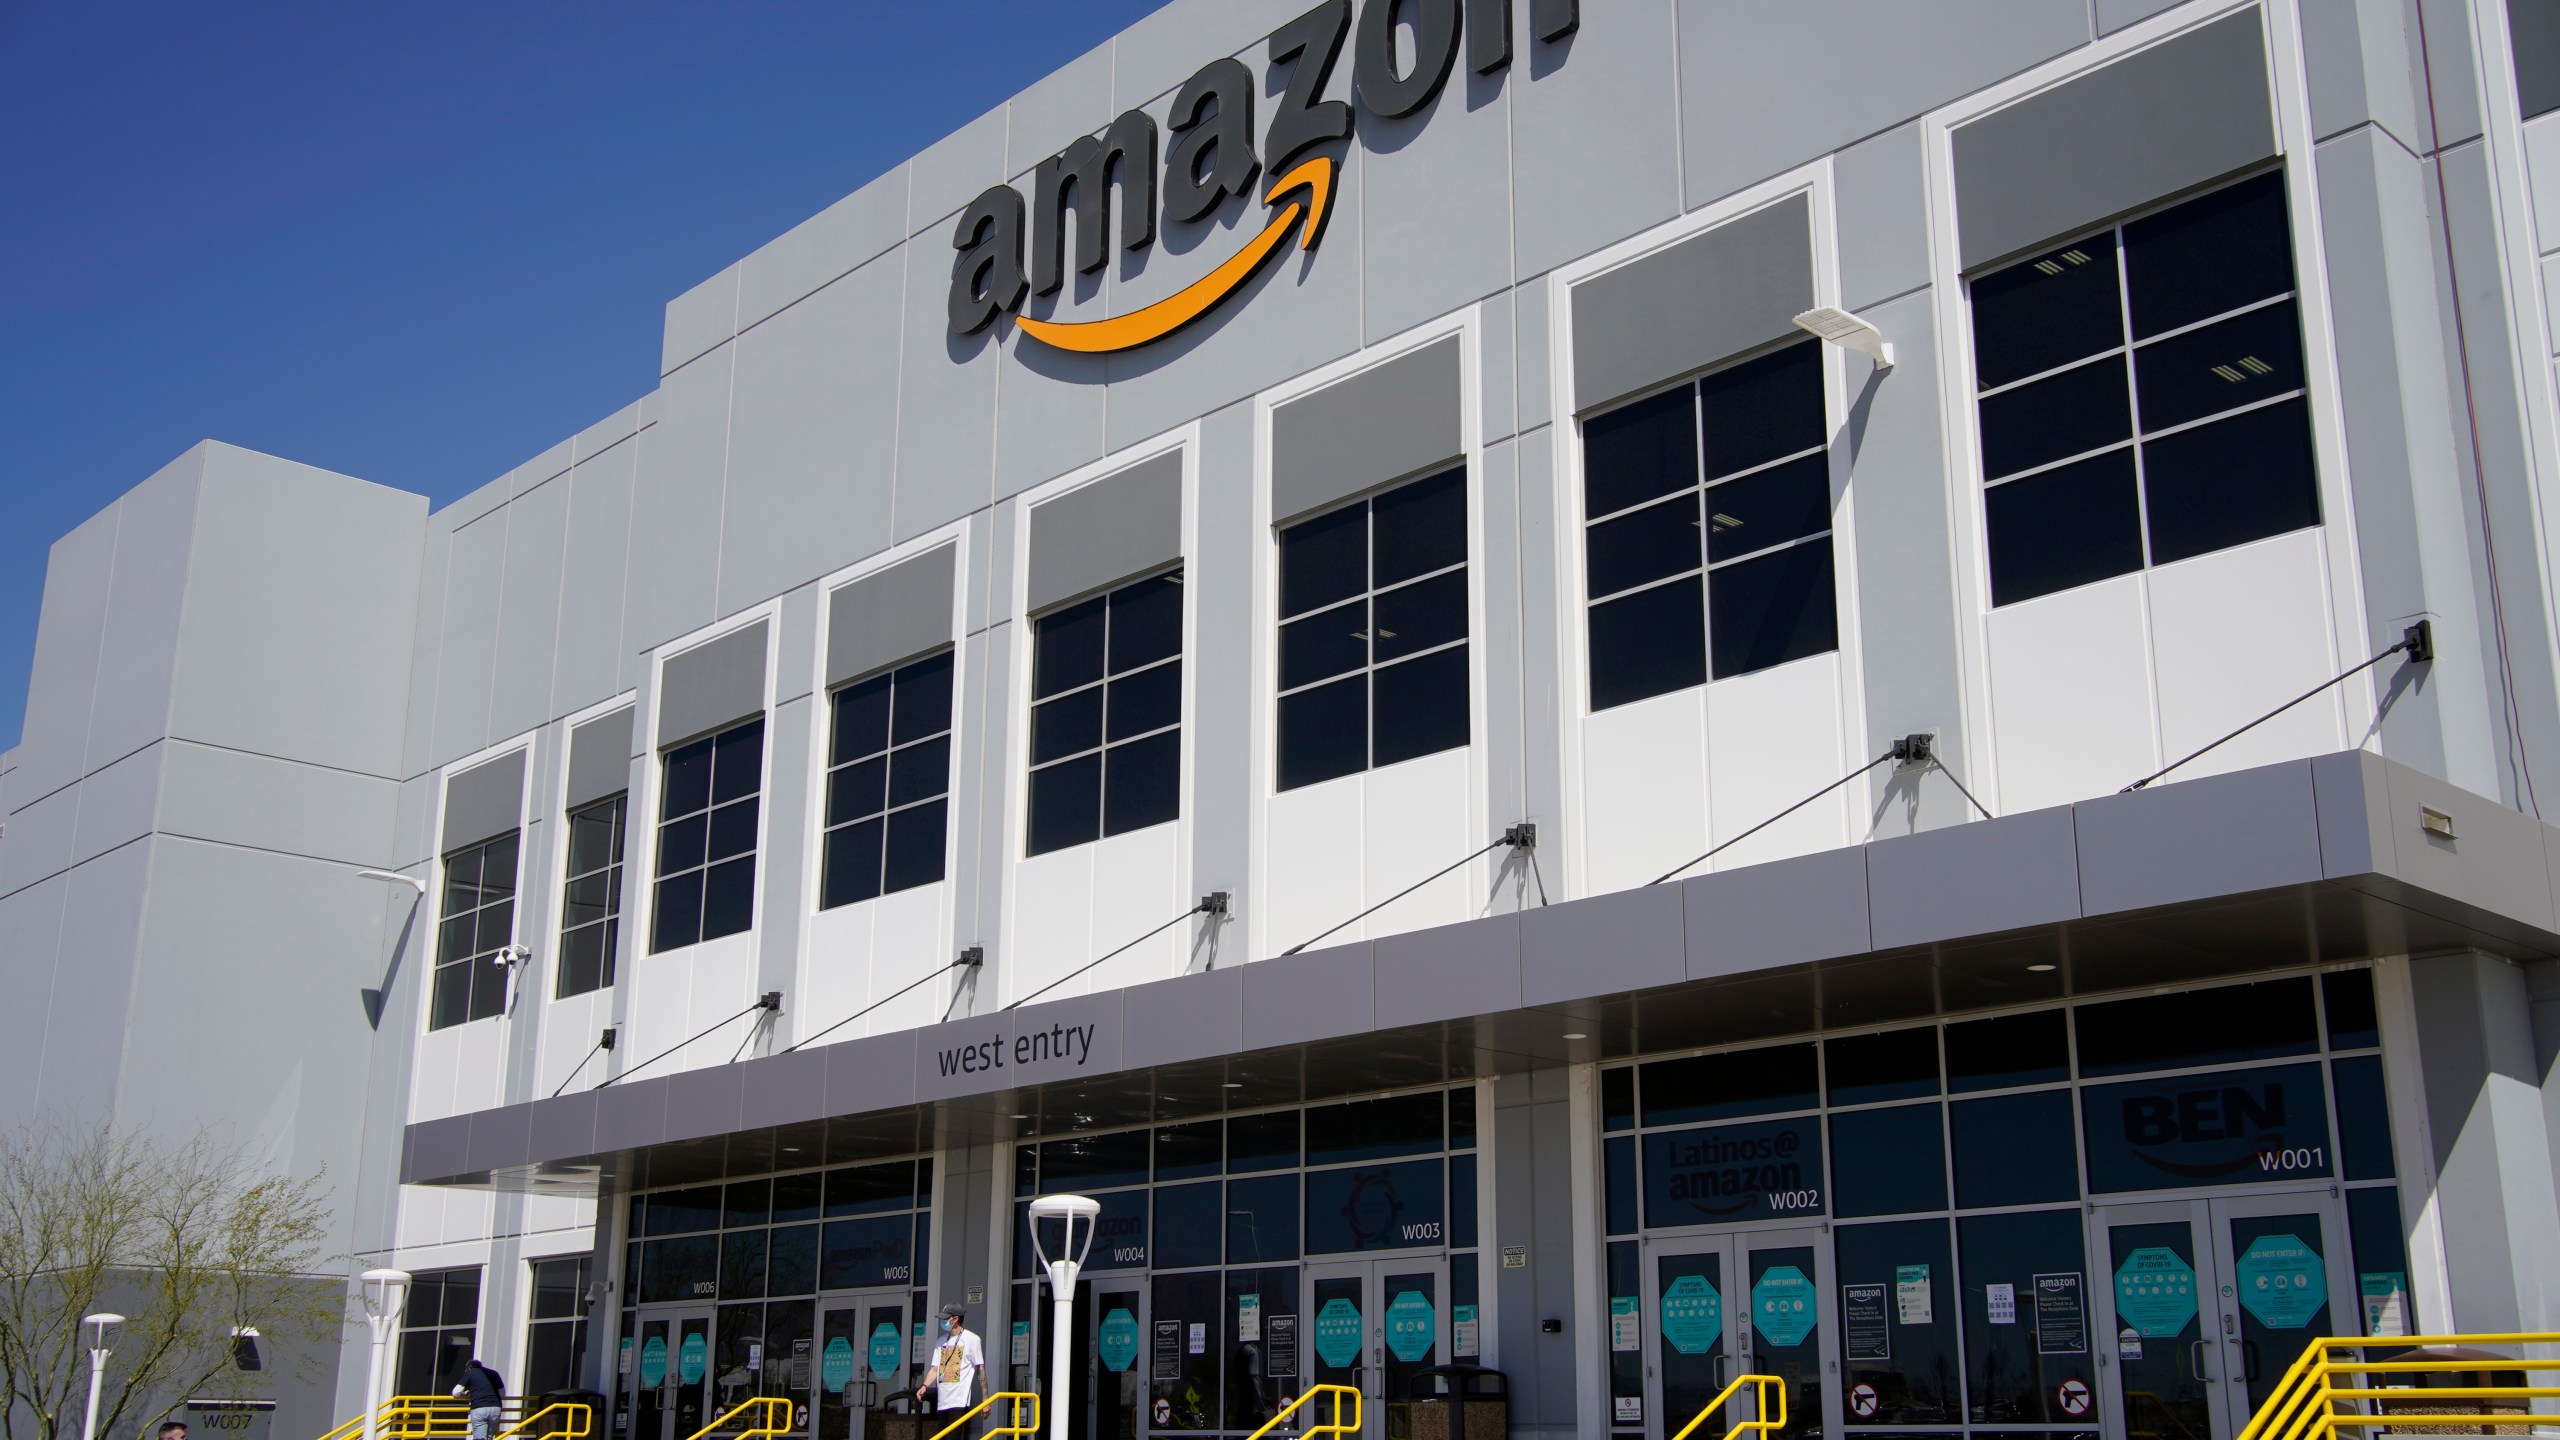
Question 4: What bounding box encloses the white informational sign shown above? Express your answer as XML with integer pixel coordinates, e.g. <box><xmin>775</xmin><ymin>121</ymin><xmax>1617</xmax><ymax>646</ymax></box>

<box><xmin>1189</xmin><ymin>1322</ymin><xmax>1207</xmax><ymax>1356</ymax></box>
<box><xmin>1896</xmin><ymin>1265</ymin><xmax>1933</xmax><ymax>1325</ymax></box>
<box><xmin>1453</xmin><ymin>1305</ymin><xmax>1481</xmax><ymax>1359</ymax></box>
<box><xmin>1614</xmin><ymin>1397</ymin><xmax>1643</xmax><ymax>1424</ymax></box>
<box><xmin>1610</xmin><ymin>1297</ymin><xmax>1641</xmax><ymax>1352</ymax></box>
<box><xmin>1239</xmin><ymin>1293</ymin><xmax>1262</xmax><ymax>1343</ymax></box>
<box><xmin>1987</xmin><ymin>1284</ymin><xmax>2016</xmax><ymax>1325</ymax></box>
<box><xmin>1011</xmin><ymin>1321</ymin><xmax>1031</xmax><ymax>1366</ymax></box>
<box><xmin>2119</xmin><ymin>1326</ymin><xmax>2144</xmax><ymax>1361</ymax></box>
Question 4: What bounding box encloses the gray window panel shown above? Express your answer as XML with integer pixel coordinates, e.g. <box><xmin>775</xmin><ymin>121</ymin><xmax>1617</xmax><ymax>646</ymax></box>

<box><xmin>2518</xmin><ymin>0</ymin><xmax>2560</xmax><ymax>119</ymax></box>
<box><xmin>1569</xmin><ymin>194</ymin><xmax>1813</xmax><ymax>416</ymax></box>
<box><xmin>442</xmin><ymin>749</ymin><xmax>526</xmax><ymax>852</ymax></box>
<box><xmin>1026</xmin><ymin>452</ymin><xmax>1185</xmax><ymax>611</ymax></box>
<box><xmin>1954</xmin><ymin>11</ymin><xmax>2275</xmax><ymax>271</ymax></box>
<box><xmin>657</xmin><ymin>620</ymin><xmax>770</xmax><ymax>747</ymax></box>
<box><xmin>1271</xmin><ymin>337</ymin><xmax>1464</xmax><ymax>523</ymax></box>
<box><xmin>566</xmin><ymin>706</ymin><xmax>634</xmax><ymax>809</ymax></box>
<box><xmin>825</xmin><ymin>544</ymin><xmax>958</xmax><ymax>688</ymax></box>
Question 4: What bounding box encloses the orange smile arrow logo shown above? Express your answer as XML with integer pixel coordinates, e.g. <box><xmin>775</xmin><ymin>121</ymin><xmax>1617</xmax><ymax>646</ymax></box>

<box><xmin>1016</xmin><ymin>154</ymin><xmax>1338</xmax><ymax>355</ymax></box>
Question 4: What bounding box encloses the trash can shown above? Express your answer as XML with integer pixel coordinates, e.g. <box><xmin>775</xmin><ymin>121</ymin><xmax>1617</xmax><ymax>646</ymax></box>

<box><xmin>1409</xmin><ymin>1365</ymin><xmax>1508</xmax><ymax>1440</ymax></box>
<box><xmin>529</xmin><ymin>1392</ymin><xmax>609</xmax><ymax>1440</ymax></box>
<box><xmin>865</xmin><ymin>1390</ymin><xmax>925</xmax><ymax>1440</ymax></box>
<box><xmin>2373</xmin><ymin>1347</ymin><xmax>2529</xmax><ymax>1435</ymax></box>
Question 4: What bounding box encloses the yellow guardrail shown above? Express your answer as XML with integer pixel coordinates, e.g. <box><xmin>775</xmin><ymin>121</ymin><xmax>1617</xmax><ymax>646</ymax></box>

<box><xmin>926</xmin><ymin>1392</ymin><xmax>1038</xmax><ymax>1440</ymax></box>
<box><xmin>681</xmin><ymin>1396</ymin><xmax>792</xmax><ymax>1440</ymax></box>
<box><xmin>1671</xmin><ymin>1373</ymin><xmax>1786</xmax><ymax>1440</ymax></box>
<box><xmin>2237</xmin><ymin>1333</ymin><xmax>2560</xmax><ymax>1440</ymax></box>
<box><xmin>1243</xmin><ymin>1383</ymin><xmax>1362</xmax><ymax>1440</ymax></box>
<box><xmin>314</xmin><ymin>1397</ymin><xmax>593</xmax><ymax>1440</ymax></box>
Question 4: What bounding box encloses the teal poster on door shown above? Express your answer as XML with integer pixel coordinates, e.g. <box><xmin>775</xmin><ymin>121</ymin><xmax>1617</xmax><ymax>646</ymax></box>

<box><xmin>1752</xmin><ymin>1267</ymin><xmax>1816</xmax><ymax>1349</ymax></box>
<box><xmin>678</xmin><ymin>1332</ymin><xmax>707</xmax><ymax>1385</ymax></box>
<box><xmin>2113</xmin><ymin>1247</ymin><xmax>2199</xmax><ymax>1338</ymax></box>
<box><xmin>2235</xmin><ymin>1235</ymin><xmax>2327</xmax><ymax>1330</ymax></box>
<box><xmin>820</xmin><ymin>1337</ymin><xmax>855</xmax><ymax>1391</ymax></box>
<box><xmin>1314</xmin><ymin>1299</ymin><xmax>1363</xmax><ymax>1369</ymax></box>
<box><xmin>640</xmin><ymin>1336</ymin><xmax>668</xmax><ymax>1388</ymax></box>
<box><xmin>1097</xmin><ymin>1309</ymin><xmax>1140</xmax><ymax>1373</ymax></box>
<box><xmin>1385</xmin><ymin>1291</ymin><xmax>1435</xmax><ymax>1363</ymax></box>
<box><xmin>868</xmin><ymin>1322</ymin><xmax>902</xmax><ymax>1380</ymax></box>
<box><xmin>1660</xmin><ymin>1275</ymin><xmax>1723</xmax><ymax>1355</ymax></box>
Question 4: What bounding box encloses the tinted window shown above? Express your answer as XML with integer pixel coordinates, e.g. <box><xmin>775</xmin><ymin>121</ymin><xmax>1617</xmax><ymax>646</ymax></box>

<box><xmin>653</xmin><ymin>716</ymin><xmax>763</xmax><ymax>951</ymax></box>
<box><xmin>1826</xmin><ymin>1028</ymin><xmax>1942</xmax><ymax>1106</ymax></box>
<box><xmin>1152</xmin><ymin>1181</ymin><xmax>1222</xmax><ymax>1269</ymax></box>
<box><xmin>1581</xmin><ymin>340</ymin><xmax>1837</xmax><ymax>708</ymax></box>
<box><xmin>2333</xmin><ymin>1056</ymin><xmax>2395</xmax><ymax>1181</ymax></box>
<box><xmin>1957</xmin><ymin>1211</ymin><xmax>2098</xmax><ymax>1423</ymax></box>
<box><xmin>1950</xmin><ymin>1091</ymin><xmax>2081</xmax><ymax>1208</ymax></box>
<box><xmin>1640</xmin><ymin>1043</ymin><xmax>1820</xmax><ymax>1126</ymax></box>
<box><xmin>1946</xmin><ymin>1010</ymin><xmax>2071</xmax><ymax>1092</ymax></box>
<box><xmin>1028</xmin><ymin>571</ymin><xmax>1184</xmax><ymax>854</ymax></box>
<box><xmin>1304</xmin><ymin>1159</ymin><xmax>1445</xmax><ymax>1254</ymax></box>
<box><xmin>2324</xmin><ymin>969</ymin><xmax>2380</xmax><ymax>1048</ymax></box>
<box><xmin>1155</xmin><ymin>1120</ymin><xmax>1223</xmax><ymax>1181</ymax></box>
<box><xmin>1228</xmin><ymin>1110</ymin><xmax>1302</xmax><ymax>1173</ymax></box>
<box><xmin>1226</xmin><ymin>1174</ymin><xmax>1299</xmax><ymax>1263</ymax></box>
<box><xmin>1642</xmin><ymin>1116</ymin><xmax>1826</xmax><ymax>1229</ymax></box>
<box><xmin>2075</xmin><ymin>977</ymin><xmax>2318</xmax><ymax>1076</ymax></box>
<box><xmin>1970</xmin><ymin>173</ymin><xmax>2315</xmax><ymax>607</ymax></box>
<box><xmin>1830</xmin><ymin>1103</ymin><xmax>1946</xmax><ymax>1217</ymax></box>
<box><xmin>1276</xmin><ymin>472</ymin><xmax>1470</xmax><ymax>789</ymax></box>
<box><xmin>1304</xmin><ymin>1091</ymin><xmax>1443</xmax><ymax>1167</ymax></box>
<box><xmin>1836</xmin><ymin>1220</ymin><xmax>1960</xmax><ymax>1423</ymax></box>
<box><xmin>2080</xmin><ymin>1062</ymin><xmax>2331</xmax><ymax>1193</ymax></box>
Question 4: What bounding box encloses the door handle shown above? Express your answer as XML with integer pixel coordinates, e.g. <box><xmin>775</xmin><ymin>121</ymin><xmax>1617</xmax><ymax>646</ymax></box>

<box><xmin>2242</xmin><ymin>1340</ymin><xmax>2262</xmax><ymax>1383</ymax></box>
<box><xmin>2190</xmin><ymin>1340</ymin><xmax>2212</xmax><ymax>1380</ymax></box>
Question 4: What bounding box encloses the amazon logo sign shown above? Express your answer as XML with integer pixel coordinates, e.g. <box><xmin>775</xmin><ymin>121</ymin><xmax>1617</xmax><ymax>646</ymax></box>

<box><xmin>948</xmin><ymin>0</ymin><xmax>1580</xmax><ymax>353</ymax></box>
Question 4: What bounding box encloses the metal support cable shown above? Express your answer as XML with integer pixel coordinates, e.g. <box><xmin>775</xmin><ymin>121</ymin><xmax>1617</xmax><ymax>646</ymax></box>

<box><xmin>2120</xmin><ymin>623</ymin><xmax>2431</xmax><ymax>794</ymax></box>
<box><xmin>785</xmin><ymin>954</ymin><xmax>979</xmax><ymax>1054</ymax></box>
<box><xmin>1930</xmin><ymin>758</ymin><xmax>1996</xmax><ymax>821</ymax></box>
<box><xmin>1649</xmin><ymin>750</ymin><xmax>1900</xmax><ymax>887</ymax></box>
<box><xmin>550</xmin><ymin>1029</ymin><xmax>616</xmax><ymax>1098</ymax></box>
<box><xmin>1010</xmin><ymin>895</ymin><xmax>1228</xmax><ymax>1010</ymax></box>
<box><xmin>1282</xmin><ymin>827</ymin><xmax>1533</xmax><ymax>956</ymax></box>
<box><xmin>597</xmin><ymin>995</ymin><xmax>778</xmax><ymax>1088</ymax></box>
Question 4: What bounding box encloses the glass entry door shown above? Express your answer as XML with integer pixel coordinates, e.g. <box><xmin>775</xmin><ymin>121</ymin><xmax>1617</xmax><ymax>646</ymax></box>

<box><xmin>631</xmin><ymin>1311</ymin><xmax>717</xmax><ymax>1440</ymax></box>
<box><xmin>2092</xmin><ymin>1192</ymin><xmax>2352</xmax><ymax>1440</ymax></box>
<box><xmin>815</xmin><ymin>1292</ymin><xmax>911</xmax><ymax>1440</ymax></box>
<box><xmin>1303</xmin><ymin>1258</ymin><xmax>1449</xmax><ymax>1439</ymax></box>
<box><xmin>1641</xmin><ymin>1230</ymin><xmax>1828</xmax><ymax>1440</ymax></box>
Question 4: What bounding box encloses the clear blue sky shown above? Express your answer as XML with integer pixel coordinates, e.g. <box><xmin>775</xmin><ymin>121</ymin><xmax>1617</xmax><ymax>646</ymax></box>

<box><xmin>0</xmin><ymin>0</ymin><xmax>1174</xmax><ymax>754</ymax></box>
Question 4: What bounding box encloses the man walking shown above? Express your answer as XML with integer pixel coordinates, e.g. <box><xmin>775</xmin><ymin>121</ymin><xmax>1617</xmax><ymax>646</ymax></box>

<box><xmin>913</xmin><ymin>1304</ymin><xmax>982</xmax><ymax>1439</ymax></box>
<box><xmin>451</xmin><ymin>1357</ymin><xmax>506</xmax><ymax>1440</ymax></box>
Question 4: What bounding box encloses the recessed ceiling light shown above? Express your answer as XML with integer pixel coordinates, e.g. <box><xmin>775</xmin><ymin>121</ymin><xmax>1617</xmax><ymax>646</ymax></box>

<box><xmin>1561</xmin><ymin>1032</ymin><xmax>1588</xmax><ymax>1041</ymax></box>
<box><xmin>1223</xmin><ymin>1082</ymin><xmax>1245</xmax><ymax>1089</ymax></box>
<box><xmin>2027</xmin><ymin>964</ymin><xmax>2057</xmax><ymax>973</ymax></box>
<box><xmin>781</xmin><ymin>1147</ymin><xmax>802</xmax><ymax>1153</ymax></box>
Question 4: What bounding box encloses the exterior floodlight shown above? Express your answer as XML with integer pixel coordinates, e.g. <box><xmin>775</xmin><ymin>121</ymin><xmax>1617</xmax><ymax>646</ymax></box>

<box><xmin>1794</xmin><ymin>305</ymin><xmax>1895</xmax><ymax>370</ymax></box>
<box><xmin>1025</xmin><ymin>1195</ymin><xmax>1101</xmax><ymax>1440</ymax></box>
<box><xmin>81</xmin><ymin>1314</ymin><xmax>124</xmax><ymax>1440</ymax></box>
<box><xmin>358</xmin><ymin>1269</ymin><xmax>413</xmax><ymax>1440</ymax></box>
<box><xmin>357</xmin><ymin>869</ymin><xmax>428</xmax><ymax>897</ymax></box>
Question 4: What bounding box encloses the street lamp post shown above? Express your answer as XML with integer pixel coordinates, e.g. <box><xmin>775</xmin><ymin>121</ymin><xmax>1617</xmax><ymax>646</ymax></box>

<box><xmin>80</xmin><ymin>1313</ymin><xmax>123</xmax><ymax>1440</ymax></box>
<box><xmin>358</xmin><ymin>1269</ymin><xmax>413</xmax><ymax>1440</ymax></box>
<box><xmin>1024</xmin><ymin>1196</ymin><xmax>1099</xmax><ymax>1440</ymax></box>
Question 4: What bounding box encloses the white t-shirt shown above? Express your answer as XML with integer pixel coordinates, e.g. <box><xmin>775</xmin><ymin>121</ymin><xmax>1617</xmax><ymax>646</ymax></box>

<box><xmin>928</xmin><ymin>1327</ymin><xmax>982</xmax><ymax>1411</ymax></box>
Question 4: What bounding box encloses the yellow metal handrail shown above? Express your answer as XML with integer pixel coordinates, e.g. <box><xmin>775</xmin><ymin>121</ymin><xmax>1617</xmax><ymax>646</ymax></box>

<box><xmin>315</xmin><ymin>1396</ymin><xmax>593</xmax><ymax>1440</ymax></box>
<box><xmin>681</xmin><ymin>1396</ymin><xmax>792</xmax><ymax>1440</ymax></box>
<box><xmin>926</xmin><ymin>1392</ymin><xmax>1039</xmax><ymax>1440</ymax></box>
<box><xmin>1670</xmin><ymin>1373</ymin><xmax>1786</xmax><ymax>1440</ymax></box>
<box><xmin>2236</xmin><ymin>1333</ymin><xmax>2560</xmax><ymax>1440</ymax></box>
<box><xmin>1243</xmin><ymin>1383</ymin><xmax>1362</xmax><ymax>1440</ymax></box>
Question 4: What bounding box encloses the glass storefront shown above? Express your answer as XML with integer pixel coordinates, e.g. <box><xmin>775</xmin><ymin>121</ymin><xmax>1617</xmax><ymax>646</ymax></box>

<box><xmin>1011</xmin><ymin>1087</ymin><xmax>1482</xmax><ymax>1440</ymax></box>
<box><xmin>1601</xmin><ymin>969</ymin><xmax>2407</xmax><ymax>1440</ymax></box>
<box><xmin>617</xmin><ymin>1158</ymin><xmax>932</xmax><ymax>1440</ymax></box>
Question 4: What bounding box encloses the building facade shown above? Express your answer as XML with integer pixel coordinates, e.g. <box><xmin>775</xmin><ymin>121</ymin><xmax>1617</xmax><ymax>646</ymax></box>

<box><xmin>15</xmin><ymin>2</ymin><xmax>2560</xmax><ymax>1439</ymax></box>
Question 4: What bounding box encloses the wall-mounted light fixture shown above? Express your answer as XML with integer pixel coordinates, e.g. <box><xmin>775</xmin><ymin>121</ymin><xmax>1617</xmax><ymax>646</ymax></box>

<box><xmin>1794</xmin><ymin>306</ymin><xmax>1895</xmax><ymax>370</ymax></box>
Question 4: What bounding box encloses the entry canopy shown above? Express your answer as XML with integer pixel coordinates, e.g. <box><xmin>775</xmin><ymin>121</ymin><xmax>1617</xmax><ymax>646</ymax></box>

<box><xmin>406</xmin><ymin>751</ymin><xmax>2560</xmax><ymax>1193</ymax></box>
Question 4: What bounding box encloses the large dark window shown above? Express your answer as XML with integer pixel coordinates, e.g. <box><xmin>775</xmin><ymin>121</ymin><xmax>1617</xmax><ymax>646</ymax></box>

<box><xmin>523</xmin><ymin>1255</ymin><xmax>592</xmax><ymax>1394</ymax></box>
<box><xmin>1028</xmin><ymin>571</ymin><xmax>1183</xmax><ymax>855</ymax></box>
<box><xmin>433</xmin><ymin>832</ymin><xmax>518</xmax><ymax>1030</ymax></box>
<box><xmin>821</xmin><ymin>652</ymin><xmax>954</xmax><ymax>907</ymax></box>
<box><xmin>1581</xmin><ymin>340</ymin><xmax>1839</xmax><ymax>710</ymax></box>
<box><xmin>1277</xmin><ymin>469</ymin><xmax>1470</xmax><ymax>790</ymax></box>
<box><xmin>1970</xmin><ymin>170</ymin><xmax>2320</xmax><ymax>606</ymax></box>
<box><xmin>557</xmin><ymin>795</ymin><xmax>624</xmax><ymax>998</ymax></box>
<box><xmin>652</xmin><ymin>717</ymin><xmax>763</xmax><ymax>952</ymax></box>
<box><xmin>394</xmin><ymin>1267</ymin><xmax>480</xmax><ymax>1395</ymax></box>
